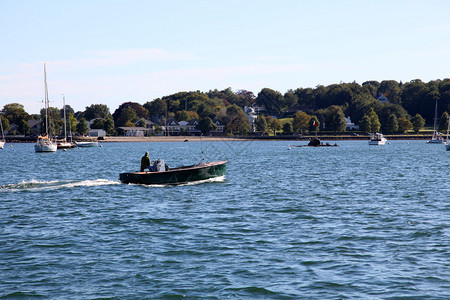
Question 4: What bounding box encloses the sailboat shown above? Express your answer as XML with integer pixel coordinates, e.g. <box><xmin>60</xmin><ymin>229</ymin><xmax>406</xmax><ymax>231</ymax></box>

<box><xmin>57</xmin><ymin>94</ymin><xmax>76</xmax><ymax>149</ymax></box>
<box><xmin>35</xmin><ymin>64</ymin><xmax>57</xmax><ymax>152</ymax></box>
<box><xmin>0</xmin><ymin>116</ymin><xmax>5</xmax><ymax>149</ymax></box>
<box><xmin>445</xmin><ymin>116</ymin><xmax>450</xmax><ymax>151</ymax></box>
<box><xmin>427</xmin><ymin>98</ymin><xmax>443</xmax><ymax>144</ymax></box>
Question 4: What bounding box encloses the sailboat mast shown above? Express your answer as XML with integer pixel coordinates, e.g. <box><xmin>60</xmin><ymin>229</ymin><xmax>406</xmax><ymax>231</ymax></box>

<box><xmin>63</xmin><ymin>94</ymin><xmax>67</xmax><ymax>142</ymax></box>
<box><xmin>0</xmin><ymin>116</ymin><xmax>4</xmax><ymax>141</ymax></box>
<box><xmin>44</xmin><ymin>64</ymin><xmax>49</xmax><ymax>136</ymax></box>
<box><xmin>433</xmin><ymin>98</ymin><xmax>438</xmax><ymax>132</ymax></box>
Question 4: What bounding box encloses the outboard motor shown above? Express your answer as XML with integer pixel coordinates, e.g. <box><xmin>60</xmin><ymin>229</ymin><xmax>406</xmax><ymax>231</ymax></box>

<box><xmin>156</xmin><ymin>159</ymin><xmax>166</xmax><ymax>172</ymax></box>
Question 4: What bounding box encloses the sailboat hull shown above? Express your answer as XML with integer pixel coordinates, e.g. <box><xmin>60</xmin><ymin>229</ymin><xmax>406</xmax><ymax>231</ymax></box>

<box><xmin>35</xmin><ymin>136</ymin><xmax>57</xmax><ymax>152</ymax></box>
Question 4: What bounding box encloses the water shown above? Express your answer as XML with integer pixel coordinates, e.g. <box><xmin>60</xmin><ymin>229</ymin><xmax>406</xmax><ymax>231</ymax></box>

<box><xmin>0</xmin><ymin>140</ymin><xmax>449</xmax><ymax>299</ymax></box>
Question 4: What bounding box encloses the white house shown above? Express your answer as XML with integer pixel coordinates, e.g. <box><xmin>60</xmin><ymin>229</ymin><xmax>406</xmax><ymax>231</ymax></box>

<box><xmin>244</xmin><ymin>106</ymin><xmax>257</xmax><ymax>132</ymax></box>
<box><xmin>345</xmin><ymin>116</ymin><xmax>359</xmax><ymax>130</ymax></box>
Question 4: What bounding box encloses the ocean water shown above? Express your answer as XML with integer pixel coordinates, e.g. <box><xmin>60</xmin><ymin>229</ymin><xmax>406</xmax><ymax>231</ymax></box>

<box><xmin>0</xmin><ymin>140</ymin><xmax>449</xmax><ymax>299</ymax></box>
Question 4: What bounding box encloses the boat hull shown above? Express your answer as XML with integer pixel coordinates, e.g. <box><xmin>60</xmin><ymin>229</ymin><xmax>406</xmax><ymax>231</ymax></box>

<box><xmin>0</xmin><ymin>141</ymin><xmax>4</xmax><ymax>149</ymax></box>
<box><xmin>35</xmin><ymin>136</ymin><xmax>57</xmax><ymax>152</ymax></box>
<box><xmin>76</xmin><ymin>141</ymin><xmax>99</xmax><ymax>147</ymax></box>
<box><xmin>368</xmin><ymin>139</ymin><xmax>387</xmax><ymax>145</ymax></box>
<box><xmin>119</xmin><ymin>161</ymin><xmax>227</xmax><ymax>185</ymax></box>
<box><xmin>57</xmin><ymin>142</ymin><xmax>76</xmax><ymax>149</ymax></box>
<box><xmin>35</xmin><ymin>144</ymin><xmax>57</xmax><ymax>152</ymax></box>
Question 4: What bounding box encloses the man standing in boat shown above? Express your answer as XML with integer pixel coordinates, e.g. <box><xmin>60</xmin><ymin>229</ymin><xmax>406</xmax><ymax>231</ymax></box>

<box><xmin>141</xmin><ymin>152</ymin><xmax>151</xmax><ymax>172</ymax></box>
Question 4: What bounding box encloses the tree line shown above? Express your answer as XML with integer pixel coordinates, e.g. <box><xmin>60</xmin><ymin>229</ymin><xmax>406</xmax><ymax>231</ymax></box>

<box><xmin>1</xmin><ymin>78</ymin><xmax>450</xmax><ymax>136</ymax></box>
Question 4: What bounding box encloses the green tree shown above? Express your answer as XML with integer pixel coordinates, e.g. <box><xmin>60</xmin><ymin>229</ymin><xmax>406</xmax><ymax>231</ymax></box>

<box><xmin>254</xmin><ymin>115</ymin><xmax>268</xmax><ymax>134</ymax></box>
<box><xmin>76</xmin><ymin>118</ymin><xmax>89</xmax><ymax>135</ymax></box>
<box><xmin>398</xmin><ymin>117</ymin><xmax>413</xmax><ymax>133</ymax></box>
<box><xmin>224</xmin><ymin>105</ymin><xmax>250</xmax><ymax>135</ymax></box>
<box><xmin>176</xmin><ymin>110</ymin><xmax>191</xmax><ymax>121</ymax></box>
<box><xmin>41</xmin><ymin>107</ymin><xmax>62</xmax><ymax>136</ymax></box>
<box><xmin>0</xmin><ymin>116</ymin><xmax>11</xmax><ymax>132</ymax></box>
<box><xmin>225</xmin><ymin>114</ymin><xmax>250</xmax><ymax>135</ymax></box>
<box><xmin>67</xmin><ymin>113</ymin><xmax>78</xmax><ymax>135</ymax></box>
<box><xmin>197</xmin><ymin>117</ymin><xmax>217</xmax><ymax>135</ymax></box>
<box><xmin>362</xmin><ymin>108</ymin><xmax>381</xmax><ymax>132</ymax></box>
<box><xmin>116</xmin><ymin>107</ymin><xmax>138</xmax><ymax>127</ymax></box>
<box><xmin>438</xmin><ymin>111</ymin><xmax>449</xmax><ymax>132</ymax></box>
<box><xmin>103</xmin><ymin>117</ymin><xmax>115</xmax><ymax>134</ymax></box>
<box><xmin>144</xmin><ymin>98</ymin><xmax>167</xmax><ymax>116</ymax></box>
<box><xmin>256</xmin><ymin>88</ymin><xmax>284</xmax><ymax>116</ymax></box>
<box><xmin>266</xmin><ymin>116</ymin><xmax>282</xmax><ymax>135</ymax></box>
<box><xmin>326</xmin><ymin>106</ymin><xmax>346</xmax><ymax>132</ymax></box>
<box><xmin>292</xmin><ymin>111</ymin><xmax>311</xmax><ymax>133</ymax></box>
<box><xmin>411</xmin><ymin>113</ymin><xmax>425</xmax><ymax>133</ymax></box>
<box><xmin>84</xmin><ymin>104</ymin><xmax>112</xmax><ymax>121</ymax></box>
<box><xmin>113</xmin><ymin>102</ymin><xmax>147</xmax><ymax>126</ymax></box>
<box><xmin>19</xmin><ymin>119</ymin><xmax>30</xmax><ymax>135</ymax></box>
<box><xmin>282</xmin><ymin>122</ymin><xmax>293</xmax><ymax>134</ymax></box>
<box><xmin>385</xmin><ymin>114</ymin><xmax>399</xmax><ymax>133</ymax></box>
<box><xmin>2</xmin><ymin>103</ymin><xmax>29</xmax><ymax>125</ymax></box>
<box><xmin>359</xmin><ymin>115</ymin><xmax>371</xmax><ymax>132</ymax></box>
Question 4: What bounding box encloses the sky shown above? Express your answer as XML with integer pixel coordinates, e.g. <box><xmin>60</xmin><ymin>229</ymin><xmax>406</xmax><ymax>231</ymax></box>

<box><xmin>1</xmin><ymin>0</ymin><xmax>450</xmax><ymax>115</ymax></box>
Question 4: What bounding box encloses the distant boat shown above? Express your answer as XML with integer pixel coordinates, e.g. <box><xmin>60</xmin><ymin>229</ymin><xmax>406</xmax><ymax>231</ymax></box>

<box><xmin>427</xmin><ymin>98</ymin><xmax>444</xmax><ymax>144</ymax></box>
<box><xmin>0</xmin><ymin>116</ymin><xmax>5</xmax><ymax>149</ymax></box>
<box><xmin>35</xmin><ymin>64</ymin><xmax>57</xmax><ymax>153</ymax></box>
<box><xmin>75</xmin><ymin>141</ymin><xmax>99</xmax><ymax>147</ymax></box>
<box><xmin>119</xmin><ymin>160</ymin><xmax>227</xmax><ymax>185</ymax></box>
<box><xmin>57</xmin><ymin>94</ymin><xmax>76</xmax><ymax>149</ymax></box>
<box><xmin>445</xmin><ymin>116</ymin><xmax>450</xmax><ymax>151</ymax></box>
<box><xmin>368</xmin><ymin>133</ymin><xmax>387</xmax><ymax>145</ymax></box>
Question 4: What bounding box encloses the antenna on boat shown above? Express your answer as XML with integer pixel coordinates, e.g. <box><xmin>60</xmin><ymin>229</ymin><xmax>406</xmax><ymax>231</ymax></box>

<box><xmin>200</xmin><ymin>133</ymin><xmax>204</xmax><ymax>162</ymax></box>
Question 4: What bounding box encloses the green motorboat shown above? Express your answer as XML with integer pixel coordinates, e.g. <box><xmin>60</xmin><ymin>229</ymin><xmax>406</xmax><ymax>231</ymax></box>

<box><xmin>119</xmin><ymin>160</ymin><xmax>227</xmax><ymax>185</ymax></box>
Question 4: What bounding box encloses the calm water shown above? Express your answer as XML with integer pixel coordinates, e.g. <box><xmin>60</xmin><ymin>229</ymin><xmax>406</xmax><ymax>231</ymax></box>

<box><xmin>0</xmin><ymin>140</ymin><xmax>449</xmax><ymax>299</ymax></box>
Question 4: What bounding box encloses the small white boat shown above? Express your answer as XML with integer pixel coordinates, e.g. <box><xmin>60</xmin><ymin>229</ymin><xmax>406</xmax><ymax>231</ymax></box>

<box><xmin>35</xmin><ymin>64</ymin><xmax>57</xmax><ymax>153</ymax></box>
<box><xmin>75</xmin><ymin>141</ymin><xmax>99</xmax><ymax>147</ymax></box>
<box><xmin>368</xmin><ymin>133</ymin><xmax>387</xmax><ymax>145</ymax></box>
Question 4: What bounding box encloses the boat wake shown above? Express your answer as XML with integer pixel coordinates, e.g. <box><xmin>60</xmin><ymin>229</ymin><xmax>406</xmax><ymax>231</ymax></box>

<box><xmin>179</xmin><ymin>175</ymin><xmax>226</xmax><ymax>186</ymax></box>
<box><xmin>0</xmin><ymin>179</ymin><xmax>120</xmax><ymax>192</ymax></box>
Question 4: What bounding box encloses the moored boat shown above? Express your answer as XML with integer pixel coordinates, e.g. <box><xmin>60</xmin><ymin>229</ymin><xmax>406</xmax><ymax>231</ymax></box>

<box><xmin>119</xmin><ymin>160</ymin><xmax>227</xmax><ymax>185</ymax></box>
<box><xmin>35</xmin><ymin>64</ymin><xmax>57</xmax><ymax>153</ymax></box>
<box><xmin>427</xmin><ymin>98</ymin><xmax>443</xmax><ymax>144</ymax></box>
<box><xmin>75</xmin><ymin>141</ymin><xmax>99</xmax><ymax>147</ymax></box>
<box><xmin>368</xmin><ymin>133</ymin><xmax>387</xmax><ymax>145</ymax></box>
<box><xmin>57</xmin><ymin>94</ymin><xmax>76</xmax><ymax>149</ymax></box>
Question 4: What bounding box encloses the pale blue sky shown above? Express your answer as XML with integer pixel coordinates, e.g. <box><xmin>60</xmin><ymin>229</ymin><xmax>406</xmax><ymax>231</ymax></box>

<box><xmin>1</xmin><ymin>0</ymin><xmax>450</xmax><ymax>114</ymax></box>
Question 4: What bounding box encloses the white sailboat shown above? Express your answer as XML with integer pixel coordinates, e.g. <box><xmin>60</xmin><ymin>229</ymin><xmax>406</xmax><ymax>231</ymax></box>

<box><xmin>445</xmin><ymin>116</ymin><xmax>450</xmax><ymax>151</ymax></box>
<box><xmin>57</xmin><ymin>94</ymin><xmax>76</xmax><ymax>149</ymax></box>
<box><xmin>35</xmin><ymin>64</ymin><xmax>57</xmax><ymax>152</ymax></box>
<box><xmin>0</xmin><ymin>116</ymin><xmax>5</xmax><ymax>149</ymax></box>
<box><xmin>427</xmin><ymin>98</ymin><xmax>443</xmax><ymax>144</ymax></box>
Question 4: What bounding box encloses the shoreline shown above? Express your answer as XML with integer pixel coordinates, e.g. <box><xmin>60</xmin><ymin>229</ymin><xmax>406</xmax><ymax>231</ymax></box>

<box><xmin>3</xmin><ymin>134</ymin><xmax>434</xmax><ymax>143</ymax></box>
